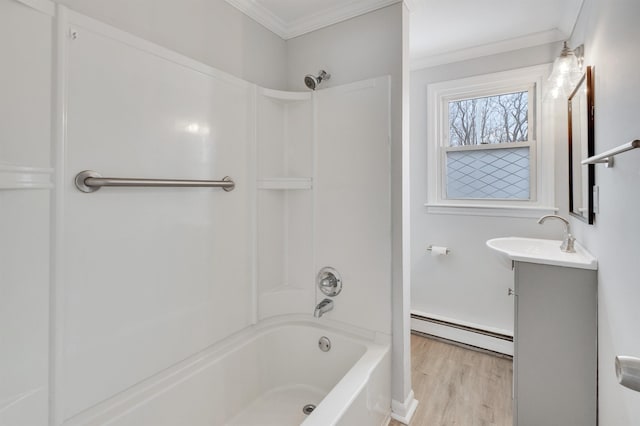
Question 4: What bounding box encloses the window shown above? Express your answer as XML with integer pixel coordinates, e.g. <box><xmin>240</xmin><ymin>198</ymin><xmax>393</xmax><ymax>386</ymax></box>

<box><xmin>446</xmin><ymin>89</ymin><xmax>532</xmax><ymax>200</ymax></box>
<box><xmin>426</xmin><ymin>65</ymin><xmax>556</xmax><ymax>217</ymax></box>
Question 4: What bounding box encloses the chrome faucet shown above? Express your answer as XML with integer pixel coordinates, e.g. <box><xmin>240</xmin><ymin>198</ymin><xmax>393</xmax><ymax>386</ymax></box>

<box><xmin>314</xmin><ymin>298</ymin><xmax>334</xmax><ymax>318</ymax></box>
<box><xmin>537</xmin><ymin>215</ymin><xmax>576</xmax><ymax>253</ymax></box>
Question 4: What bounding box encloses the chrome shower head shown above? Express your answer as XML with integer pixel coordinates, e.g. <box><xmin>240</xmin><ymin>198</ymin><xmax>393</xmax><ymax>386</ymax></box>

<box><xmin>304</xmin><ymin>70</ymin><xmax>330</xmax><ymax>90</ymax></box>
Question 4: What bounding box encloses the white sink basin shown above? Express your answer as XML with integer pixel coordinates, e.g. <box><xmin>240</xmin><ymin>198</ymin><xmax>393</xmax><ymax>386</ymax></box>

<box><xmin>486</xmin><ymin>237</ymin><xmax>598</xmax><ymax>270</ymax></box>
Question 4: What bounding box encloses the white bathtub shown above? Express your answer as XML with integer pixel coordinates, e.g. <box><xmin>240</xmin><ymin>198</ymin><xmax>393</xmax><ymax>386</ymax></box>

<box><xmin>66</xmin><ymin>317</ymin><xmax>391</xmax><ymax>426</ymax></box>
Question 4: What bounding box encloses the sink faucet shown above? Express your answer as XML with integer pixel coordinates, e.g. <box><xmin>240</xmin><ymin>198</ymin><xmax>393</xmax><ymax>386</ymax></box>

<box><xmin>314</xmin><ymin>298</ymin><xmax>333</xmax><ymax>318</ymax></box>
<box><xmin>537</xmin><ymin>215</ymin><xmax>576</xmax><ymax>253</ymax></box>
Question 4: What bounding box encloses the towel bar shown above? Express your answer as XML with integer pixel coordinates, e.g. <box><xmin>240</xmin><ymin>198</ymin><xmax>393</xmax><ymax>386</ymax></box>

<box><xmin>582</xmin><ymin>140</ymin><xmax>640</xmax><ymax>167</ymax></box>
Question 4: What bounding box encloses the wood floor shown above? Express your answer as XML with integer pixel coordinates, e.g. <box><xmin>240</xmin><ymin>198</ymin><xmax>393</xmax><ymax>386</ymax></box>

<box><xmin>390</xmin><ymin>333</ymin><xmax>513</xmax><ymax>426</ymax></box>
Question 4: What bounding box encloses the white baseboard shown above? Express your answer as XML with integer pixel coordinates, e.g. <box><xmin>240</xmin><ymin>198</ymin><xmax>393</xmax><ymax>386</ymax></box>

<box><xmin>390</xmin><ymin>390</ymin><xmax>418</xmax><ymax>425</ymax></box>
<box><xmin>411</xmin><ymin>312</ymin><xmax>513</xmax><ymax>356</ymax></box>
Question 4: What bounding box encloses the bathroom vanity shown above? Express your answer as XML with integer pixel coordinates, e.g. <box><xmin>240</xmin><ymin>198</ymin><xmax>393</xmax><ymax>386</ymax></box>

<box><xmin>487</xmin><ymin>237</ymin><xmax>597</xmax><ymax>426</ymax></box>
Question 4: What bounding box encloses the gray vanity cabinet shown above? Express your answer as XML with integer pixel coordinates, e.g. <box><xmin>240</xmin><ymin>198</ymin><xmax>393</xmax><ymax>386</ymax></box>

<box><xmin>513</xmin><ymin>261</ymin><xmax>597</xmax><ymax>426</ymax></box>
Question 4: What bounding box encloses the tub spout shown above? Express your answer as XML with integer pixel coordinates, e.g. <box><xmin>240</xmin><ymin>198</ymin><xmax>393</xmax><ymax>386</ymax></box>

<box><xmin>314</xmin><ymin>298</ymin><xmax>333</xmax><ymax>318</ymax></box>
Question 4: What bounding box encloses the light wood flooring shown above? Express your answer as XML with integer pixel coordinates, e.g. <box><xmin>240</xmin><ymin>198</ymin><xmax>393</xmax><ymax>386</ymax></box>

<box><xmin>390</xmin><ymin>333</ymin><xmax>513</xmax><ymax>426</ymax></box>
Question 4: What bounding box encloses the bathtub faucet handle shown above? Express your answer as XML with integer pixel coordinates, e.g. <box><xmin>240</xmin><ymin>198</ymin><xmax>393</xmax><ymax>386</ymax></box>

<box><xmin>317</xmin><ymin>267</ymin><xmax>342</xmax><ymax>297</ymax></box>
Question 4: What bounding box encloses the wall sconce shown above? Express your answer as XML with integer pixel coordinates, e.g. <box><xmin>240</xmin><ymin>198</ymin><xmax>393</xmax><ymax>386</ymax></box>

<box><xmin>547</xmin><ymin>41</ymin><xmax>584</xmax><ymax>100</ymax></box>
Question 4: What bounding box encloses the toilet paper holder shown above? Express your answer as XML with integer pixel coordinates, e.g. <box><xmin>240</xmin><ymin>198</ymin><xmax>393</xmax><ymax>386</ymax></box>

<box><xmin>427</xmin><ymin>245</ymin><xmax>451</xmax><ymax>255</ymax></box>
<box><xmin>616</xmin><ymin>356</ymin><xmax>640</xmax><ymax>393</ymax></box>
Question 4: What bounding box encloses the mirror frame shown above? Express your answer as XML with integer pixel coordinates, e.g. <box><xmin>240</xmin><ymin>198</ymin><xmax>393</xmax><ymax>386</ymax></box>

<box><xmin>568</xmin><ymin>66</ymin><xmax>595</xmax><ymax>224</ymax></box>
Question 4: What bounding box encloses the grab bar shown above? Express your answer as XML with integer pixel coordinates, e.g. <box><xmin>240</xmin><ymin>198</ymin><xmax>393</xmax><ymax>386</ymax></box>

<box><xmin>582</xmin><ymin>139</ymin><xmax>640</xmax><ymax>167</ymax></box>
<box><xmin>74</xmin><ymin>170</ymin><xmax>235</xmax><ymax>193</ymax></box>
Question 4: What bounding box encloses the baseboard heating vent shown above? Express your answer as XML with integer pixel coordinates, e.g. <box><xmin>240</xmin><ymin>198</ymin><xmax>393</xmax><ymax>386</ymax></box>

<box><xmin>411</xmin><ymin>312</ymin><xmax>514</xmax><ymax>356</ymax></box>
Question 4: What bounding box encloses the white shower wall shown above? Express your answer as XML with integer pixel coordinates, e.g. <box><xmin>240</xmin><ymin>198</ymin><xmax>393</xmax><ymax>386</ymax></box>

<box><xmin>0</xmin><ymin>1</ymin><xmax>53</xmax><ymax>424</ymax></box>
<box><xmin>57</xmin><ymin>10</ymin><xmax>256</xmax><ymax>417</ymax></box>
<box><xmin>314</xmin><ymin>79</ymin><xmax>392</xmax><ymax>334</ymax></box>
<box><xmin>1</xmin><ymin>1</ymin><xmax>396</xmax><ymax>424</ymax></box>
<box><xmin>285</xmin><ymin>3</ymin><xmax>407</xmax><ymax>408</ymax></box>
<box><xmin>55</xmin><ymin>0</ymin><xmax>288</xmax><ymax>89</ymax></box>
<box><xmin>256</xmin><ymin>79</ymin><xmax>393</xmax><ymax>334</ymax></box>
<box><xmin>257</xmin><ymin>91</ymin><xmax>315</xmax><ymax>319</ymax></box>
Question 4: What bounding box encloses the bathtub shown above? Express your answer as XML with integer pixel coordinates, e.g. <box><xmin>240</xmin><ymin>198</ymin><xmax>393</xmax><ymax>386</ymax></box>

<box><xmin>66</xmin><ymin>317</ymin><xmax>391</xmax><ymax>426</ymax></box>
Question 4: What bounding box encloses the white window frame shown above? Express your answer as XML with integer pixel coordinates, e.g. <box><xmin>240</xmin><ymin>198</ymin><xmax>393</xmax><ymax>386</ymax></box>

<box><xmin>425</xmin><ymin>64</ymin><xmax>558</xmax><ymax>218</ymax></box>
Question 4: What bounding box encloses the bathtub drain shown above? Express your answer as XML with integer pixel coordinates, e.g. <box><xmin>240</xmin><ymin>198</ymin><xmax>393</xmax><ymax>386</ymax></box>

<box><xmin>302</xmin><ymin>404</ymin><xmax>316</xmax><ymax>415</ymax></box>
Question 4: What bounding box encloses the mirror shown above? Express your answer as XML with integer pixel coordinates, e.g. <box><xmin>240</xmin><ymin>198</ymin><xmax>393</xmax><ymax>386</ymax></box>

<box><xmin>568</xmin><ymin>66</ymin><xmax>595</xmax><ymax>224</ymax></box>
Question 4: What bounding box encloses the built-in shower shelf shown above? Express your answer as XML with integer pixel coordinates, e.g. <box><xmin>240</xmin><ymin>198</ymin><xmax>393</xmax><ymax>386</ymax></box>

<box><xmin>258</xmin><ymin>177</ymin><xmax>312</xmax><ymax>190</ymax></box>
<box><xmin>261</xmin><ymin>88</ymin><xmax>311</xmax><ymax>102</ymax></box>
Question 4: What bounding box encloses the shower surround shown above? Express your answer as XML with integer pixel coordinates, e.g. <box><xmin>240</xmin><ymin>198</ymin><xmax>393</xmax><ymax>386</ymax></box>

<box><xmin>1</xmin><ymin>2</ymin><xmax>393</xmax><ymax>424</ymax></box>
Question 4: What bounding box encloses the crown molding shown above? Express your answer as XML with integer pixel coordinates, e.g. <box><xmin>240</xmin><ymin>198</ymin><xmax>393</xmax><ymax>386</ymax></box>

<box><xmin>402</xmin><ymin>0</ymin><xmax>418</xmax><ymax>12</ymax></box>
<box><xmin>224</xmin><ymin>0</ymin><xmax>288</xmax><ymax>38</ymax></box>
<box><xmin>411</xmin><ymin>28</ymin><xmax>566</xmax><ymax>70</ymax></box>
<box><xmin>225</xmin><ymin>0</ymin><xmax>401</xmax><ymax>40</ymax></box>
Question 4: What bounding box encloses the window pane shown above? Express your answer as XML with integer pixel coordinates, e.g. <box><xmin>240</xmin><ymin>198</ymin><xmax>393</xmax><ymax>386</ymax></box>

<box><xmin>448</xmin><ymin>91</ymin><xmax>528</xmax><ymax>146</ymax></box>
<box><xmin>446</xmin><ymin>147</ymin><xmax>530</xmax><ymax>199</ymax></box>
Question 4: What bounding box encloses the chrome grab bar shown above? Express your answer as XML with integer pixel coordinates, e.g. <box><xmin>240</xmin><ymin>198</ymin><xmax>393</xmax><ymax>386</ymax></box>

<box><xmin>74</xmin><ymin>170</ymin><xmax>235</xmax><ymax>193</ymax></box>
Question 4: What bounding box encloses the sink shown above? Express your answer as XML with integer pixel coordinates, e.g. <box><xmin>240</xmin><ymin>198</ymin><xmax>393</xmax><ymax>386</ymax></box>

<box><xmin>486</xmin><ymin>237</ymin><xmax>598</xmax><ymax>270</ymax></box>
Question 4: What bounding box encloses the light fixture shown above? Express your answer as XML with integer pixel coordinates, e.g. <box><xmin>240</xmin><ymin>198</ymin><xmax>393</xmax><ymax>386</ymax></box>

<box><xmin>546</xmin><ymin>42</ymin><xmax>584</xmax><ymax>100</ymax></box>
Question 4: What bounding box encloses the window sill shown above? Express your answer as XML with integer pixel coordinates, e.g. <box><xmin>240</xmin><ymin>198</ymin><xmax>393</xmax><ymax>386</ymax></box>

<box><xmin>424</xmin><ymin>203</ymin><xmax>558</xmax><ymax>218</ymax></box>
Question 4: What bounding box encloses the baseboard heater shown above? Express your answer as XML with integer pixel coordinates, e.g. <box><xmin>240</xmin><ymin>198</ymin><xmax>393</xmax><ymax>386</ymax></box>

<box><xmin>410</xmin><ymin>312</ymin><xmax>514</xmax><ymax>356</ymax></box>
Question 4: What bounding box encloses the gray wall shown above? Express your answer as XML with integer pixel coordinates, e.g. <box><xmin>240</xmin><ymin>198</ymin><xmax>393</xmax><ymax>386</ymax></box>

<box><xmin>569</xmin><ymin>0</ymin><xmax>640</xmax><ymax>423</ymax></box>
<box><xmin>410</xmin><ymin>42</ymin><xmax>566</xmax><ymax>334</ymax></box>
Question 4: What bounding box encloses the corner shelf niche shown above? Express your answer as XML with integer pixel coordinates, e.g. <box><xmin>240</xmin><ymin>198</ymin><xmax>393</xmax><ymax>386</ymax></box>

<box><xmin>261</xmin><ymin>87</ymin><xmax>311</xmax><ymax>102</ymax></box>
<box><xmin>258</xmin><ymin>177</ymin><xmax>312</xmax><ymax>190</ymax></box>
<box><xmin>256</xmin><ymin>87</ymin><xmax>314</xmax><ymax>320</ymax></box>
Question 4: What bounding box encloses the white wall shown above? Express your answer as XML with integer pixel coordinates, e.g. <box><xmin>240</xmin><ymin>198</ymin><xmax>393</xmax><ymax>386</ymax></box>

<box><xmin>2</xmin><ymin>0</ymin><xmax>409</xmax><ymax>422</ymax></box>
<box><xmin>54</xmin><ymin>0</ymin><xmax>287</xmax><ymax>89</ymax></box>
<box><xmin>568</xmin><ymin>0</ymin><xmax>640</xmax><ymax>423</ymax></box>
<box><xmin>286</xmin><ymin>3</ymin><xmax>411</xmax><ymax>409</ymax></box>
<box><xmin>0</xmin><ymin>1</ymin><xmax>53</xmax><ymax>424</ymax></box>
<box><xmin>314</xmin><ymin>77</ymin><xmax>392</xmax><ymax>334</ymax></box>
<box><xmin>255</xmin><ymin>79</ymin><xmax>392</xmax><ymax>335</ymax></box>
<box><xmin>1</xmin><ymin>0</ymin><xmax>288</xmax><ymax>424</ymax></box>
<box><xmin>410</xmin><ymin>42</ymin><xmax>566</xmax><ymax>336</ymax></box>
<box><xmin>55</xmin><ymin>10</ymin><xmax>256</xmax><ymax>419</ymax></box>
<box><xmin>256</xmin><ymin>92</ymin><xmax>315</xmax><ymax>320</ymax></box>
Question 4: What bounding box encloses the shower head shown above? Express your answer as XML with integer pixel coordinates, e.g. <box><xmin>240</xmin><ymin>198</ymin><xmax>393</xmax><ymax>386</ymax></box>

<box><xmin>304</xmin><ymin>70</ymin><xmax>330</xmax><ymax>90</ymax></box>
